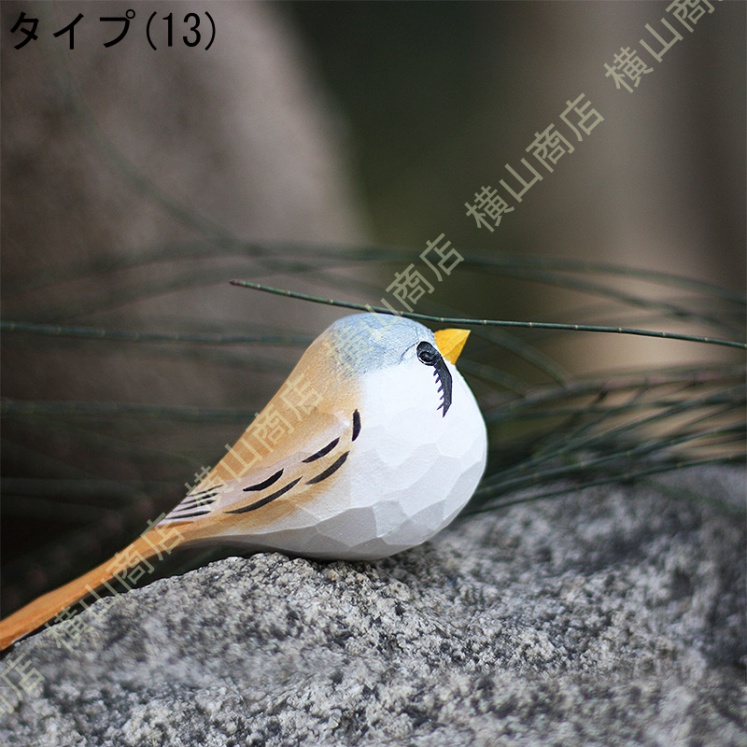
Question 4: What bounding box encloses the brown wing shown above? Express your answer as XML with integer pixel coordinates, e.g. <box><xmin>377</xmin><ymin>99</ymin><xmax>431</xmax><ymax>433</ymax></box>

<box><xmin>159</xmin><ymin>341</ymin><xmax>361</xmax><ymax>541</ymax></box>
<box><xmin>164</xmin><ymin>407</ymin><xmax>358</xmax><ymax>518</ymax></box>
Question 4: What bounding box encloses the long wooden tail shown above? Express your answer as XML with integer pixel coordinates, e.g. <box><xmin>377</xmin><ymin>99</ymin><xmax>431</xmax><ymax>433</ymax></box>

<box><xmin>0</xmin><ymin>525</ymin><xmax>193</xmax><ymax>651</ymax></box>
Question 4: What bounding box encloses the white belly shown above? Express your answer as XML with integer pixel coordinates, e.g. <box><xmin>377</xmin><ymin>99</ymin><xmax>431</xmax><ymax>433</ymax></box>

<box><xmin>218</xmin><ymin>363</ymin><xmax>488</xmax><ymax>560</ymax></box>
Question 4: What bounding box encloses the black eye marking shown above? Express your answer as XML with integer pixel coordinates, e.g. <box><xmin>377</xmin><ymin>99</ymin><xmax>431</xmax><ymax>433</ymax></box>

<box><xmin>227</xmin><ymin>478</ymin><xmax>302</xmax><ymax>514</ymax></box>
<box><xmin>307</xmin><ymin>451</ymin><xmax>349</xmax><ymax>485</ymax></box>
<box><xmin>303</xmin><ymin>438</ymin><xmax>340</xmax><ymax>463</ymax></box>
<box><xmin>416</xmin><ymin>341</ymin><xmax>452</xmax><ymax>417</ymax></box>
<box><xmin>352</xmin><ymin>410</ymin><xmax>361</xmax><ymax>441</ymax></box>
<box><xmin>242</xmin><ymin>469</ymin><xmax>284</xmax><ymax>491</ymax></box>
<box><xmin>417</xmin><ymin>341</ymin><xmax>439</xmax><ymax>365</ymax></box>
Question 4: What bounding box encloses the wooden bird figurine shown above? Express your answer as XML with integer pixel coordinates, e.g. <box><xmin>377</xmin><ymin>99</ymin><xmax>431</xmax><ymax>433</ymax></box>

<box><xmin>0</xmin><ymin>313</ymin><xmax>487</xmax><ymax>649</ymax></box>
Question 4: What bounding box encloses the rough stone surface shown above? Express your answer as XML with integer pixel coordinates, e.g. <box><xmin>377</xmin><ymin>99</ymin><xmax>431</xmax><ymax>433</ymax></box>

<box><xmin>1</xmin><ymin>467</ymin><xmax>745</xmax><ymax>746</ymax></box>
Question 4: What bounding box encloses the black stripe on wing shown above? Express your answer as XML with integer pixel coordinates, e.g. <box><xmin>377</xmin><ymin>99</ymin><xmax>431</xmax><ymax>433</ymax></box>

<box><xmin>166</xmin><ymin>487</ymin><xmax>220</xmax><ymax>520</ymax></box>
<box><xmin>167</xmin><ymin>509</ymin><xmax>214</xmax><ymax>520</ymax></box>
<box><xmin>302</xmin><ymin>438</ymin><xmax>339</xmax><ymax>463</ymax></box>
<box><xmin>227</xmin><ymin>478</ymin><xmax>302</xmax><ymax>514</ymax></box>
<box><xmin>243</xmin><ymin>469</ymin><xmax>283</xmax><ymax>492</ymax></box>
<box><xmin>307</xmin><ymin>451</ymin><xmax>349</xmax><ymax>485</ymax></box>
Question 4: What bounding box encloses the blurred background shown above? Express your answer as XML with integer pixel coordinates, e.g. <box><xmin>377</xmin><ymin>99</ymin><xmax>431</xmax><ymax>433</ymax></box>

<box><xmin>2</xmin><ymin>1</ymin><xmax>744</xmax><ymax>615</ymax></box>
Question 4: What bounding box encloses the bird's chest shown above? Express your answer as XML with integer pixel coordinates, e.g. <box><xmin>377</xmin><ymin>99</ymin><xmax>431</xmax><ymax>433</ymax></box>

<box><xmin>348</xmin><ymin>366</ymin><xmax>477</xmax><ymax>503</ymax></box>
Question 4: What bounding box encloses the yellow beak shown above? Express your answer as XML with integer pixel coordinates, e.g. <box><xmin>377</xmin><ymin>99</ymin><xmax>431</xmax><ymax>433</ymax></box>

<box><xmin>434</xmin><ymin>328</ymin><xmax>470</xmax><ymax>365</ymax></box>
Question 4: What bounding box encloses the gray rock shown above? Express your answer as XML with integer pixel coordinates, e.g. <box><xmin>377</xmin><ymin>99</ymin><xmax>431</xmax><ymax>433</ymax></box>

<box><xmin>1</xmin><ymin>466</ymin><xmax>745</xmax><ymax>746</ymax></box>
